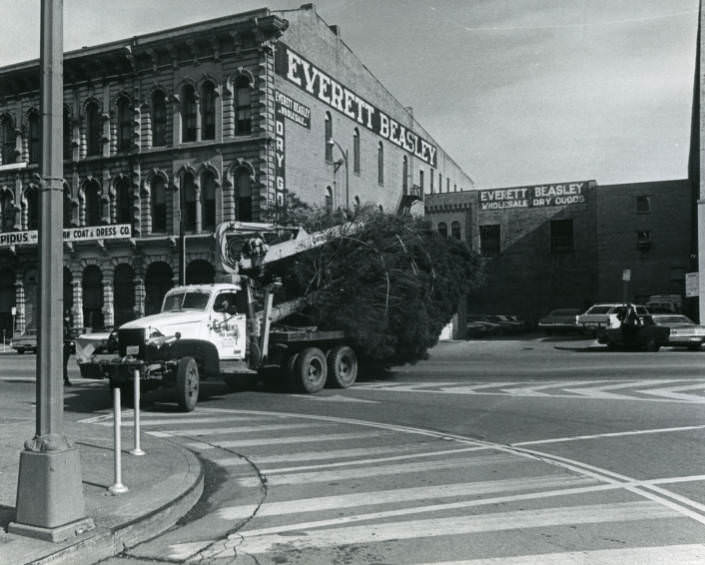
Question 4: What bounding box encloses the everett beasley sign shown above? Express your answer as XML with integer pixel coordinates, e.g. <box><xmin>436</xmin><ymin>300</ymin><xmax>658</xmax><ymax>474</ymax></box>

<box><xmin>479</xmin><ymin>182</ymin><xmax>588</xmax><ymax>211</ymax></box>
<box><xmin>275</xmin><ymin>43</ymin><xmax>438</xmax><ymax>167</ymax></box>
<box><xmin>0</xmin><ymin>223</ymin><xmax>132</xmax><ymax>248</ymax></box>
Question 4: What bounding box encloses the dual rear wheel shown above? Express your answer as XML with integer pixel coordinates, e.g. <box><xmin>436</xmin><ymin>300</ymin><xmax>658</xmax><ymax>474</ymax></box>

<box><xmin>287</xmin><ymin>345</ymin><xmax>358</xmax><ymax>394</ymax></box>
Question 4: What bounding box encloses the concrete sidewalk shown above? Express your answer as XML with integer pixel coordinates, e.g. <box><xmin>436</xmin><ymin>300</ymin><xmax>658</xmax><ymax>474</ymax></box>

<box><xmin>0</xmin><ymin>416</ymin><xmax>204</xmax><ymax>565</ymax></box>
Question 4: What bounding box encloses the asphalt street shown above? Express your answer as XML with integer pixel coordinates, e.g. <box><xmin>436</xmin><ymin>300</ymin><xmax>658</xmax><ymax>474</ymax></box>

<box><xmin>1</xmin><ymin>334</ymin><xmax>704</xmax><ymax>564</ymax></box>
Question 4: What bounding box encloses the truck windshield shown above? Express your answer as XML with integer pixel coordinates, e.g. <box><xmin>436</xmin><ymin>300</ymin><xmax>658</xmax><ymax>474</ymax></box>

<box><xmin>162</xmin><ymin>291</ymin><xmax>211</xmax><ymax>312</ymax></box>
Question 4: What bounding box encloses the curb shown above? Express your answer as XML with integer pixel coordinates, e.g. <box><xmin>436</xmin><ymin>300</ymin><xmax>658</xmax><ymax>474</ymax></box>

<box><xmin>29</xmin><ymin>442</ymin><xmax>205</xmax><ymax>565</ymax></box>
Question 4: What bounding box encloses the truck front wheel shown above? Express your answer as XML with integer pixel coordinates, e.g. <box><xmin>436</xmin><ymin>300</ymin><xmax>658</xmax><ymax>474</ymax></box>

<box><xmin>294</xmin><ymin>347</ymin><xmax>327</xmax><ymax>394</ymax></box>
<box><xmin>326</xmin><ymin>345</ymin><xmax>358</xmax><ymax>388</ymax></box>
<box><xmin>176</xmin><ymin>357</ymin><xmax>199</xmax><ymax>411</ymax></box>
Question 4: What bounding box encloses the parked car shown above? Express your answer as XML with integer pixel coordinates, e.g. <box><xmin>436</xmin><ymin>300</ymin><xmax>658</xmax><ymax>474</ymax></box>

<box><xmin>12</xmin><ymin>329</ymin><xmax>37</xmax><ymax>354</ymax></box>
<box><xmin>577</xmin><ymin>303</ymin><xmax>650</xmax><ymax>335</ymax></box>
<box><xmin>482</xmin><ymin>314</ymin><xmax>528</xmax><ymax>335</ymax></box>
<box><xmin>538</xmin><ymin>308</ymin><xmax>582</xmax><ymax>334</ymax></box>
<box><xmin>652</xmin><ymin>314</ymin><xmax>705</xmax><ymax>350</ymax></box>
<box><xmin>465</xmin><ymin>315</ymin><xmax>502</xmax><ymax>338</ymax></box>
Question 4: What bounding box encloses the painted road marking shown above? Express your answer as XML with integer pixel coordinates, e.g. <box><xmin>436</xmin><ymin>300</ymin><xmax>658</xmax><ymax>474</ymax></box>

<box><xmin>185</xmin><ymin>430</ymin><xmax>388</xmax><ymax>450</ymax></box>
<box><xmin>231</xmin><ymin>501</ymin><xmax>679</xmax><ymax>555</ymax></box>
<box><xmin>238</xmin><ymin>453</ymin><xmax>520</xmax><ymax>487</ymax></box>
<box><xmin>514</xmin><ymin>424</ymin><xmax>705</xmax><ymax>445</ymax></box>
<box><xmin>416</xmin><ymin>544</ymin><xmax>705</xmax><ymax>564</ymax></box>
<box><xmin>146</xmin><ymin>422</ymin><xmax>321</xmax><ymax>437</ymax></box>
<box><xmin>355</xmin><ymin>378</ymin><xmax>705</xmax><ymax>404</ymax></box>
<box><xmin>216</xmin><ymin>474</ymin><xmax>599</xmax><ymax>520</ymax></box>
<box><xmin>211</xmin><ymin>441</ymin><xmax>470</xmax><ymax>467</ymax></box>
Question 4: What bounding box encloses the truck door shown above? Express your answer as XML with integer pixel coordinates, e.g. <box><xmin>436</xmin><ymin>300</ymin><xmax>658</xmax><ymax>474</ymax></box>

<box><xmin>210</xmin><ymin>291</ymin><xmax>247</xmax><ymax>360</ymax></box>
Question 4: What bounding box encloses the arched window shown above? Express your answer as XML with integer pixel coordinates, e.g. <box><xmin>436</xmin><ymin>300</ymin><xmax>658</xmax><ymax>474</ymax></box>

<box><xmin>182</xmin><ymin>172</ymin><xmax>196</xmax><ymax>231</ymax></box>
<box><xmin>84</xmin><ymin>180</ymin><xmax>102</xmax><ymax>226</ymax></box>
<box><xmin>438</xmin><ymin>222</ymin><xmax>448</xmax><ymax>238</ymax></box>
<box><xmin>0</xmin><ymin>190</ymin><xmax>13</xmax><ymax>231</ymax></box>
<box><xmin>117</xmin><ymin>96</ymin><xmax>132</xmax><ymax>152</ymax></box>
<box><xmin>353</xmin><ymin>128</ymin><xmax>360</xmax><ymax>174</ymax></box>
<box><xmin>234</xmin><ymin>75</ymin><xmax>252</xmax><ymax>135</ymax></box>
<box><xmin>201</xmin><ymin>170</ymin><xmax>216</xmax><ymax>231</ymax></box>
<box><xmin>201</xmin><ymin>81</ymin><xmax>216</xmax><ymax>141</ymax></box>
<box><xmin>85</xmin><ymin>101</ymin><xmax>101</xmax><ymax>156</ymax></box>
<box><xmin>325</xmin><ymin>186</ymin><xmax>333</xmax><ymax>214</ymax></box>
<box><xmin>181</xmin><ymin>84</ymin><xmax>197</xmax><ymax>142</ymax></box>
<box><xmin>234</xmin><ymin>168</ymin><xmax>252</xmax><ymax>221</ymax></box>
<box><xmin>152</xmin><ymin>90</ymin><xmax>167</xmax><ymax>147</ymax></box>
<box><xmin>354</xmin><ymin>196</ymin><xmax>361</xmax><ymax>211</ymax></box>
<box><xmin>63</xmin><ymin>183</ymin><xmax>72</xmax><ymax>228</ymax></box>
<box><xmin>151</xmin><ymin>176</ymin><xmax>167</xmax><ymax>233</ymax></box>
<box><xmin>402</xmin><ymin>155</ymin><xmax>408</xmax><ymax>193</ymax></box>
<box><xmin>377</xmin><ymin>142</ymin><xmax>384</xmax><ymax>185</ymax></box>
<box><xmin>451</xmin><ymin>221</ymin><xmax>461</xmax><ymax>240</ymax></box>
<box><xmin>63</xmin><ymin>107</ymin><xmax>73</xmax><ymax>160</ymax></box>
<box><xmin>0</xmin><ymin>115</ymin><xmax>15</xmax><ymax>165</ymax></box>
<box><xmin>419</xmin><ymin>170</ymin><xmax>425</xmax><ymax>192</ymax></box>
<box><xmin>115</xmin><ymin>177</ymin><xmax>132</xmax><ymax>225</ymax></box>
<box><xmin>324</xmin><ymin>112</ymin><xmax>332</xmax><ymax>162</ymax></box>
<box><xmin>28</xmin><ymin>111</ymin><xmax>40</xmax><ymax>164</ymax></box>
<box><xmin>26</xmin><ymin>187</ymin><xmax>39</xmax><ymax>230</ymax></box>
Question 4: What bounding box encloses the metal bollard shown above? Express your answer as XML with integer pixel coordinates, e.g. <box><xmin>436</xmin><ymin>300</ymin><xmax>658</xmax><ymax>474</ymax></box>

<box><xmin>130</xmin><ymin>369</ymin><xmax>145</xmax><ymax>456</ymax></box>
<box><xmin>108</xmin><ymin>386</ymin><xmax>129</xmax><ymax>494</ymax></box>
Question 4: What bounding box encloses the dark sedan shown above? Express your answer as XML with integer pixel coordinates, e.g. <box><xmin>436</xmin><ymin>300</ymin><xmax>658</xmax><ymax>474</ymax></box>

<box><xmin>538</xmin><ymin>308</ymin><xmax>581</xmax><ymax>334</ymax></box>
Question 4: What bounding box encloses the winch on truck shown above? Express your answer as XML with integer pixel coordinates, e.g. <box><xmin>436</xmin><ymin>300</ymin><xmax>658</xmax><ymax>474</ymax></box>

<box><xmin>77</xmin><ymin>221</ymin><xmax>360</xmax><ymax>411</ymax></box>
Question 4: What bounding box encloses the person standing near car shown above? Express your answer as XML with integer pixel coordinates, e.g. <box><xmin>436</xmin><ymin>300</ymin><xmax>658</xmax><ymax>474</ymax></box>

<box><xmin>63</xmin><ymin>309</ymin><xmax>73</xmax><ymax>386</ymax></box>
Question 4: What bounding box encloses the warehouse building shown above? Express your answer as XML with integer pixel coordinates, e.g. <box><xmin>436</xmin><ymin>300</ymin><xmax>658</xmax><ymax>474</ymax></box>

<box><xmin>0</xmin><ymin>4</ymin><xmax>472</xmax><ymax>336</ymax></box>
<box><xmin>426</xmin><ymin>178</ymin><xmax>695</xmax><ymax>329</ymax></box>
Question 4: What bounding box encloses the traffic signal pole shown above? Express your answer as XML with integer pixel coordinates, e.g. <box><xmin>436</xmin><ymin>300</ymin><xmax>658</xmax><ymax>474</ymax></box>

<box><xmin>9</xmin><ymin>0</ymin><xmax>94</xmax><ymax>542</ymax></box>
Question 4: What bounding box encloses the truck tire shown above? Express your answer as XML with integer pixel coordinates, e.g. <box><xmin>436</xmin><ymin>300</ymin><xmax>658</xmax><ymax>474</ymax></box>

<box><xmin>176</xmin><ymin>357</ymin><xmax>199</xmax><ymax>411</ymax></box>
<box><xmin>294</xmin><ymin>347</ymin><xmax>327</xmax><ymax>394</ymax></box>
<box><xmin>284</xmin><ymin>353</ymin><xmax>300</xmax><ymax>392</ymax></box>
<box><xmin>326</xmin><ymin>345</ymin><xmax>358</xmax><ymax>388</ymax></box>
<box><xmin>646</xmin><ymin>338</ymin><xmax>660</xmax><ymax>352</ymax></box>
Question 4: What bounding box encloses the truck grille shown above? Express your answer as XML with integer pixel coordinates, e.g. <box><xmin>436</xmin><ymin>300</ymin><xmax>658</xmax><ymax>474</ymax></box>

<box><xmin>118</xmin><ymin>328</ymin><xmax>146</xmax><ymax>358</ymax></box>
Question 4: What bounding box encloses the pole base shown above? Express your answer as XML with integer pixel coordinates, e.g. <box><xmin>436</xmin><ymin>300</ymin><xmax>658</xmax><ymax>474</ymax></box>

<box><xmin>108</xmin><ymin>482</ymin><xmax>129</xmax><ymax>495</ymax></box>
<box><xmin>8</xmin><ymin>516</ymin><xmax>95</xmax><ymax>543</ymax></box>
<box><xmin>10</xmin><ymin>446</ymin><xmax>94</xmax><ymax>542</ymax></box>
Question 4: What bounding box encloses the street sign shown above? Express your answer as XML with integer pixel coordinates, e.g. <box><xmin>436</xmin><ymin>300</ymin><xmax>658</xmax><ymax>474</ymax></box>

<box><xmin>686</xmin><ymin>272</ymin><xmax>699</xmax><ymax>297</ymax></box>
<box><xmin>622</xmin><ymin>268</ymin><xmax>631</xmax><ymax>282</ymax></box>
<box><xmin>0</xmin><ymin>224</ymin><xmax>132</xmax><ymax>248</ymax></box>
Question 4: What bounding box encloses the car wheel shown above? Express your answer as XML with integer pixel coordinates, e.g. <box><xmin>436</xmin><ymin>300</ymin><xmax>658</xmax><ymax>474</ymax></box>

<box><xmin>176</xmin><ymin>357</ymin><xmax>199</xmax><ymax>412</ymax></box>
<box><xmin>326</xmin><ymin>345</ymin><xmax>358</xmax><ymax>389</ymax></box>
<box><xmin>16</xmin><ymin>348</ymin><xmax>24</xmax><ymax>354</ymax></box>
<box><xmin>646</xmin><ymin>338</ymin><xmax>660</xmax><ymax>352</ymax></box>
<box><xmin>294</xmin><ymin>347</ymin><xmax>327</xmax><ymax>394</ymax></box>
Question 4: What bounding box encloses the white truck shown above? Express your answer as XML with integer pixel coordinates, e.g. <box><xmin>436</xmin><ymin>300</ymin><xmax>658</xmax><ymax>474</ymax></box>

<box><xmin>79</xmin><ymin>221</ymin><xmax>360</xmax><ymax>411</ymax></box>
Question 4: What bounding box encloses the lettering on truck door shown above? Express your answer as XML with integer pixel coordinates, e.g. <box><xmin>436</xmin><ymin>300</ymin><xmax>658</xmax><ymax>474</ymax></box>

<box><xmin>210</xmin><ymin>292</ymin><xmax>247</xmax><ymax>360</ymax></box>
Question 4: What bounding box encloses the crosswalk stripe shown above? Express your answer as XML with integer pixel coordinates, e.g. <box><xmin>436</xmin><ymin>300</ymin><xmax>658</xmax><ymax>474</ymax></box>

<box><xmin>639</xmin><ymin>383</ymin><xmax>705</xmax><ymax>402</ymax></box>
<box><xmin>234</xmin><ymin>501</ymin><xmax>679</xmax><ymax>555</ymax></box>
<box><xmin>146</xmin><ymin>422</ymin><xmax>322</xmax><ymax>437</ymax></box>
<box><xmin>415</xmin><ymin>544</ymin><xmax>705</xmax><ymax>564</ymax></box>
<box><xmin>217</xmin><ymin>475</ymin><xmax>598</xmax><ymax>520</ymax></box>
<box><xmin>513</xmin><ymin>424</ymin><xmax>705</xmax><ymax>446</ymax></box>
<box><xmin>259</xmin><ymin>445</ymin><xmax>490</xmax><ymax>473</ymax></box>
<box><xmin>185</xmin><ymin>430</ymin><xmax>387</xmax><ymax>450</ymax></box>
<box><xmin>95</xmin><ymin>415</ymin><xmax>269</xmax><ymax>427</ymax></box>
<box><xmin>239</xmin><ymin>453</ymin><xmax>519</xmax><ymax>487</ymax></box>
<box><xmin>211</xmin><ymin>441</ymin><xmax>461</xmax><ymax>467</ymax></box>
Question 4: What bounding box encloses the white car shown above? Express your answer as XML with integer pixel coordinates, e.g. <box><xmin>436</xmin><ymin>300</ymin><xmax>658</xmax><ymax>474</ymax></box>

<box><xmin>576</xmin><ymin>303</ymin><xmax>650</xmax><ymax>334</ymax></box>
<box><xmin>652</xmin><ymin>314</ymin><xmax>705</xmax><ymax>350</ymax></box>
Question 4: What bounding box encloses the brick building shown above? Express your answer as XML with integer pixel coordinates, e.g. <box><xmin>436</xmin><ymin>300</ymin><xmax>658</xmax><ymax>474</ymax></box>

<box><xmin>0</xmin><ymin>4</ymin><xmax>472</xmax><ymax>336</ymax></box>
<box><xmin>426</xmin><ymin>178</ymin><xmax>695</xmax><ymax>330</ymax></box>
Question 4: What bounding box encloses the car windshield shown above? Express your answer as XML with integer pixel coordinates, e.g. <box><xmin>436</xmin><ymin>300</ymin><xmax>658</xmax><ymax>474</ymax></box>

<box><xmin>162</xmin><ymin>290</ymin><xmax>211</xmax><ymax>312</ymax></box>
<box><xmin>586</xmin><ymin>306</ymin><xmax>612</xmax><ymax>314</ymax></box>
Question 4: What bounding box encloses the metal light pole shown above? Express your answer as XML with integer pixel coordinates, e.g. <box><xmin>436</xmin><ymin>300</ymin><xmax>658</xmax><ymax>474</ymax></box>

<box><xmin>329</xmin><ymin>138</ymin><xmax>349</xmax><ymax>210</ymax></box>
<box><xmin>9</xmin><ymin>0</ymin><xmax>93</xmax><ymax>542</ymax></box>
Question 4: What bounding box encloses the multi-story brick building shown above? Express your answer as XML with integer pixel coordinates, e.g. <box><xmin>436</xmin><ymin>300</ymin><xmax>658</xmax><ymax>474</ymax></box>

<box><xmin>0</xmin><ymin>4</ymin><xmax>472</xmax><ymax>336</ymax></box>
<box><xmin>426</xmin><ymin>178</ymin><xmax>695</xmax><ymax>330</ymax></box>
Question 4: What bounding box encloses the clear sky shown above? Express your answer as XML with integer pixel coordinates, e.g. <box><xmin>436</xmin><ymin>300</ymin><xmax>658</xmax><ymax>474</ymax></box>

<box><xmin>0</xmin><ymin>0</ymin><xmax>699</xmax><ymax>188</ymax></box>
